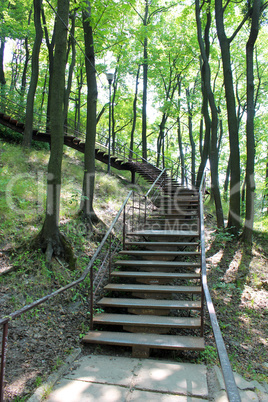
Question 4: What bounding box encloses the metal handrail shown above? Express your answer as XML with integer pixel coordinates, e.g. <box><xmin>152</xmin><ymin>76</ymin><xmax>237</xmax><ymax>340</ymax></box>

<box><xmin>198</xmin><ymin>176</ymin><xmax>241</xmax><ymax>401</ymax></box>
<box><xmin>0</xmin><ymin>93</ymin><xmax>193</xmax><ymax>186</ymax></box>
<box><xmin>0</xmin><ymin>191</ymin><xmax>133</xmax><ymax>401</ymax></box>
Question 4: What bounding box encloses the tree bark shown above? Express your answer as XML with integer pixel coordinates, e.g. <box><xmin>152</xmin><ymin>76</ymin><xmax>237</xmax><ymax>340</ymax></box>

<box><xmin>42</xmin><ymin>7</ymin><xmax>56</xmax><ymax>132</ymax></box>
<box><xmin>186</xmin><ymin>88</ymin><xmax>195</xmax><ymax>187</ymax></box>
<box><xmin>23</xmin><ymin>0</ymin><xmax>43</xmax><ymax>147</ymax></box>
<box><xmin>21</xmin><ymin>10</ymin><xmax>32</xmax><ymax>95</ymax></box>
<box><xmin>63</xmin><ymin>11</ymin><xmax>76</xmax><ymax>126</ymax></box>
<box><xmin>242</xmin><ymin>0</ymin><xmax>261</xmax><ymax>243</ymax></box>
<box><xmin>215</xmin><ymin>0</ymin><xmax>240</xmax><ymax>232</ymax></box>
<box><xmin>196</xmin><ymin>0</ymin><xmax>224</xmax><ymax>227</ymax></box>
<box><xmin>80</xmin><ymin>0</ymin><xmax>98</xmax><ymax>224</ymax></box>
<box><xmin>36</xmin><ymin>0</ymin><xmax>74</xmax><ymax>268</ymax></box>
<box><xmin>142</xmin><ymin>0</ymin><xmax>149</xmax><ymax>161</ymax></box>
<box><xmin>177</xmin><ymin>76</ymin><xmax>185</xmax><ymax>185</ymax></box>
<box><xmin>129</xmin><ymin>65</ymin><xmax>140</xmax><ymax>160</ymax></box>
<box><xmin>0</xmin><ymin>38</ymin><xmax>6</xmax><ymax>85</ymax></box>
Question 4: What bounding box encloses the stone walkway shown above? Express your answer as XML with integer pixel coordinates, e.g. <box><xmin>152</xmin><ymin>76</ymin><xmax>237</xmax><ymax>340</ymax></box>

<box><xmin>28</xmin><ymin>350</ymin><xmax>268</xmax><ymax>402</ymax></box>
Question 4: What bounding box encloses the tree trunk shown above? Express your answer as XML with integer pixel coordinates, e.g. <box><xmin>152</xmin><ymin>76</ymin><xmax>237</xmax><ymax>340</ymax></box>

<box><xmin>242</xmin><ymin>0</ymin><xmax>261</xmax><ymax>243</ymax></box>
<box><xmin>129</xmin><ymin>65</ymin><xmax>140</xmax><ymax>160</ymax></box>
<box><xmin>215</xmin><ymin>0</ymin><xmax>240</xmax><ymax>233</ymax></box>
<box><xmin>186</xmin><ymin>88</ymin><xmax>195</xmax><ymax>187</ymax></box>
<box><xmin>177</xmin><ymin>76</ymin><xmax>185</xmax><ymax>185</ymax></box>
<box><xmin>63</xmin><ymin>11</ymin><xmax>76</xmax><ymax>126</ymax></box>
<box><xmin>42</xmin><ymin>7</ymin><xmax>56</xmax><ymax>132</ymax></box>
<box><xmin>142</xmin><ymin>0</ymin><xmax>149</xmax><ymax>161</ymax></box>
<box><xmin>75</xmin><ymin>62</ymin><xmax>83</xmax><ymax>131</ymax></box>
<box><xmin>23</xmin><ymin>0</ymin><xmax>43</xmax><ymax>147</ymax></box>
<box><xmin>21</xmin><ymin>10</ymin><xmax>32</xmax><ymax>95</ymax></box>
<box><xmin>0</xmin><ymin>38</ymin><xmax>6</xmax><ymax>85</ymax></box>
<box><xmin>80</xmin><ymin>0</ymin><xmax>98</xmax><ymax>224</ymax></box>
<box><xmin>36</xmin><ymin>0</ymin><xmax>74</xmax><ymax>268</ymax></box>
<box><xmin>196</xmin><ymin>0</ymin><xmax>224</xmax><ymax>227</ymax></box>
<box><xmin>111</xmin><ymin>67</ymin><xmax>118</xmax><ymax>154</ymax></box>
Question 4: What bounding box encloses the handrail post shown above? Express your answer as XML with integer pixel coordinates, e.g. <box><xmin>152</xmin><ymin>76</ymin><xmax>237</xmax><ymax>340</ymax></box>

<box><xmin>109</xmin><ymin>234</ymin><xmax>112</xmax><ymax>279</ymax></box>
<box><xmin>144</xmin><ymin>196</ymin><xmax>147</xmax><ymax>225</ymax></box>
<box><xmin>90</xmin><ymin>266</ymin><xmax>94</xmax><ymax>330</ymax></box>
<box><xmin>0</xmin><ymin>321</ymin><xmax>9</xmax><ymax>402</ymax></box>
<box><xmin>123</xmin><ymin>204</ymin><xmax>126</xmax><ymax>249</ymax></box>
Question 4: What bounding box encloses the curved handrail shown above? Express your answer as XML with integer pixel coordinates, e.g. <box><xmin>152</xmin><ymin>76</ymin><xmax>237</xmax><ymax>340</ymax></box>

<box><xmin>0</xmin><ymin>191</ymin><xmax>133</xmax><ymax>401</ymax></box>
<box><xmin>0</xmin><ymin>93</ymin><xmax>193</xmax><ymax>186</ymax></box>
<box><xmin>198</xmin><ymin>177</ymin><xmax>241</xmax><ymax>401</ymax></box>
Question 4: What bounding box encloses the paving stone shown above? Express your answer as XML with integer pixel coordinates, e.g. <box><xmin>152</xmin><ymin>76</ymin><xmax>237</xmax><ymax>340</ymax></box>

<box><xmin>233</xmin><ymin>372</ymin><xmax>255</xmax><ymax>391</ymax></box>
<box><xmin>251</xmin><ymin>380</ymin><xmax>267</xmax><ymax>394</ymax></box>
<box><xmin>128</xmin><ymin>389</ymin><xmax>206</xmax><ymax>401</ymax></box>
<box><xmin>64</xmin><ymin>355</ymin><xmax>140</xmax><ymax>387</ymax></box>
<box><xmin>47</xmin><ymin>379</ymin><xmax>129</xmax><ymax>402</ymax></box>
<box><xmin>213</xmin><ymin>366</ymin><xmax>226</xmax><ymax>391</ymax></box>
<box><xmin>239</xmin><ymin>390</ymin><xmax>259</xmax><ymax>401</ymax></box>
<box><xmin>213</xmin><ymin>390</ymin><xmax>228</xmax><ymax>402</ymax></box>
<box><xmin>134</xmin><ymin>360</ymin><xmax>208</xmax><ymax>398</ymax></box>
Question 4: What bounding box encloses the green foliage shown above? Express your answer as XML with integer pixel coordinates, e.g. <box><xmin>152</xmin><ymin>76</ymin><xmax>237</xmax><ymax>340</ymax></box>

<box><xmin>197</xmin><ymin>345</ymin><xmax>218</xmax><ymax>366</ymax></box>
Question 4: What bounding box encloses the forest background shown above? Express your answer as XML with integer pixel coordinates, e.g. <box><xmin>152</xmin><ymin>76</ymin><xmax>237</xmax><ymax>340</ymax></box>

<box><xmin>0</xmin><ymin>0</ymin><xmax>268</xmax><ymax>257</ymax></box>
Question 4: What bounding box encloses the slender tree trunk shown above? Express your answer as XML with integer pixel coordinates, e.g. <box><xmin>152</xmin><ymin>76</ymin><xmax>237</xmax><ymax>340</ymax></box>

<box><xmin>242</xmin><ymin>0</ymin><xmax>261</xmax><ymax>243</ymax></box>
<box><xmin>186</xmin><ymin>88</ymin><xmax>195</xmax><ymax>187</ymax></box>
<box><xmin>21</xmin><ymin>10</ymin><xmax>32</xmax><ymax>95</ymax></box>
<box><xmin>80</xmin><ymin>0</ymin><xmax>98</xmax><ymax>224</ymax></box>
<box><xmin>42</xmin><ymin>7</ymin><xmax>56</xmax><ymax>132</ymax></box>
<box><xmin>63</xmin><ymin>11</ymin><xmax>76</xmax><ymax>125</ymax></box>
<box><xmin>142</xmin><ymin>0</ymin><xmax>149</xmax><ymax>161</ymax></box>
<box><xmin>111</xmin><ymin>67</ymin><xmax>118</xmax><ymax>154</ymax></box>
<box><xmin>215</xmin><ymin>0</ymin><xmax>240</xmax><ymax>232</ymax></box>
<box><xmin>36</xmin><ymin>0</ymin><xmax>74</xmax><ymax>268</ymax></box>
<box><xmin>0</xmin><ymin>38</ymin><xmax>5</xmax><ymax>85</ymax></box>
<box><xmin>75</xmin><ymin>62</ymin><xmax>83</xmax><ymax>131</ymax></box>
<box><xmin>129</xmin><ymin>65</ymin><xmax>140</xmax><ymax>160</ymax></box>
<box><xmin>177</xmin><ymin>76</ymin><xmax>185</xmax><ymax>185</ymax></box>
<box><xmin>23</xmin><ymin>0</ymin><xmax>43</xmax><ymax>147</ymax></box>
<box><xmin>196</xmin><ymin>0</ymin><xmax>224</xmax><ymax>227</ymax></box>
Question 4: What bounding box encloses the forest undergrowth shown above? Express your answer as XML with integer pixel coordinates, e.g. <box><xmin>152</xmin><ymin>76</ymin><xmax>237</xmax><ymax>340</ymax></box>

<box><xmin>0</xmin><ymin>139</ymin><xmax>267</xmax><ymax>401</ymax></box>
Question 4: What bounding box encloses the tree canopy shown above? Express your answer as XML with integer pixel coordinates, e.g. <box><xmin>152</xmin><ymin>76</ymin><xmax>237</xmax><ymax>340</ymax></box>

<box><xmin>1</xmin><ymin>0</ymin><xmax>268</xmax><ymax>247</ymax></box>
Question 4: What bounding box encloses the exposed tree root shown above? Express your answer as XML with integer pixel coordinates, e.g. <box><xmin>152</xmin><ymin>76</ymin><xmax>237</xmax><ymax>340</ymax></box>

<box><xmin>31</xmin><ymin>228</ymin><xmax>76</xmax><ymax>271</ymax></box>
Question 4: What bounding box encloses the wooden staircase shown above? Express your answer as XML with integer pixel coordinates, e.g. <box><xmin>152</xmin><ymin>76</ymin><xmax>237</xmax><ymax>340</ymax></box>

<box><xmin>82</xmin><ymin>185</ymin><xmax>205</xmax><ymax>357</ymax></box>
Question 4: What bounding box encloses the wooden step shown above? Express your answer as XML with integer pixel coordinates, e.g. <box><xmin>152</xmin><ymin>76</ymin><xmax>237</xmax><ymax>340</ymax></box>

<box><xmin>150</xmin><ymin>213</ymin><xmax>198</xmax><ymax>219</ymax></box>
<box><xmin>119</xmin><ymin>250</ymin><xmax>200</xmax><ymax>261</ymax></box>
<box><xmin>98</xmin><ymin>297</ymin><xmax>202</xmax><ymax>310</ymax></box>
<box><xmin>124</xmin><ymin>241</ymin><xmax>199</xmax><ymax>248</ymax></box>
<box><xmin>82</xmin><ymin>331</ymin><xmax>205</xmax><ymax>356</ymax></box>
<box><xmin>104</xmin><ymin>283</ymin><xmax>201</xmax><ymax>294</ymax></box>
<box><xmin>93</xmin><ymin>313</ymin><xmax>201</xmax><ymax>329</ymax></box>
<box><xmin>111</xmin><ymin>271</ymin><xmax>200</xmax><ymax>280</ymax></box>
<box><xmin>114</xmin><ymin>260</ymin><xmax>200</xmax><ymax>269</ymax></box>
<box><xmin>127</xmin><ymin>230</ymin><xmax>199</xmax><ymax>237</ymax></box>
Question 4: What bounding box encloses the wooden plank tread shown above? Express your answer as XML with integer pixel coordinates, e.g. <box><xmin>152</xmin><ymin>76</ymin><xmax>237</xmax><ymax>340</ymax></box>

<box><xmin>93</xmin><ymin>313</ymin><xmax>201</xmax><ymax>328</ymax></box>
<box><xmin>124</xmin><ymin>241</ymin><xmax>199</xmax><ymax>247</ymax></box>
<box><xmin>104</xmin><ymin>283</ymin><xmax>201</xmax><ymax>293</ymax></box>
<box><xmin>82</xmin><ymin>331</ymin><xmax>205</xmax><ymax>351</ymax></box>
<box><xmin>114</xmin><ymin>260</ymin><xmax>200</xmax><ymax>268</ymax></box>
<box><xmin>111</xmin><ymin>271</ymin><xmax>200</xmax><ymax>279</ymax></box>
<box><xmin>98</xmin><ymin>297</ymin><xmax>202</xmax><ymax>310</ymax></box>
<box><xmin>119</xmin><ymin>250</ymin><xmax>200</xmax><ymax>256</ymax></box>
<box><xmin>127</xmin><ymin>230</ymin><xmax>199</xmax><ymax>237</ymax></box>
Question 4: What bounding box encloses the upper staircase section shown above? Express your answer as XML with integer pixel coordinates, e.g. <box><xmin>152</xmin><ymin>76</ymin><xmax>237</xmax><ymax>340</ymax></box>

<box><xmin>0</xmin><ymin>94</ymin><xmax>192</xmax><ymax>187</ymax></box>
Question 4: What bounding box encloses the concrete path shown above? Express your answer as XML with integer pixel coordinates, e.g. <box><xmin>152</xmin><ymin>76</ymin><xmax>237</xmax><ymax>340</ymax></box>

<box><xmin>28</xmin><ymin>350</ymin><xmax>268</xmax><ymax>402</ymax></box>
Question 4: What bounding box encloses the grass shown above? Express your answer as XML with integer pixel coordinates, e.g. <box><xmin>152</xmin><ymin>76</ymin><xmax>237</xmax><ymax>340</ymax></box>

<box><xmin>0</xmin><ymin>137</ymin><xmax>267</xmax><ymax>396</ymax></box>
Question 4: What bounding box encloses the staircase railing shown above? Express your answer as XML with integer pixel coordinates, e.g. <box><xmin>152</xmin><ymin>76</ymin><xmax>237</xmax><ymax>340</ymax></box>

<box><xmin>0</xmin><ymin>93</ymin><xmax>193</xmax><ymax>186</ymax></box>
<box><xmin>198</xmin><ymin>175</ymin><xmax>241</xmax><ymax>402</ymax></box>
<box><xmin>0</xmin><ymin>190</ymin><xmax>135</xmax><ymax>401</ymax></box>
<box><xmin>0</xmin><ymin>166</ymin><xmax>167</xmax><ymax>401</ymax></box>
